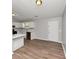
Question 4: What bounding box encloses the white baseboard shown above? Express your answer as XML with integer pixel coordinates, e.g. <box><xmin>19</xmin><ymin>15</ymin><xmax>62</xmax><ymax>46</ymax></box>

<box><xmin>32</xmin><ymin>37</ymin><xmax>62</xmax><ymax>43</ymax></box>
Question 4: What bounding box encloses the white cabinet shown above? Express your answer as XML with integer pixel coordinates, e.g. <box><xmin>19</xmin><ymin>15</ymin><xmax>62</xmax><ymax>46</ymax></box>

<box><xmin>13</xmin><ymin>22</ymin><xmax>35</xmax><ymax>29</ymax></box>
<box><xmin>22</xmin><ymin>22</ymin><xmax>34</xmax><ymax>29</ymax></box>
<box><xmin>12</xmin><ymin>34</ymin><xmax>25</xmax><ymax>51</ymax></box>
<box><xmin>12</xmin><ymin>37</ymin><xmax>24</xmax><ymax>51</ymax></box>
<box><xmin>13</xmin><ymin>22</ymin><xmax>23</xmax><ymax>28</ymax></box>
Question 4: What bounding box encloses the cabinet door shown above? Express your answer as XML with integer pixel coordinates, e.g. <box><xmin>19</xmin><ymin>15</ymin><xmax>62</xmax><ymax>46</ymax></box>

<box><xmin>13</xmin><ymin>22</ymin><xmax>22</xmax><ymax>28</ymax></box>
<box><xmin>22</xmin><ymin>22</ymin><xmax>34</xmax><ymax>28</ymax></box>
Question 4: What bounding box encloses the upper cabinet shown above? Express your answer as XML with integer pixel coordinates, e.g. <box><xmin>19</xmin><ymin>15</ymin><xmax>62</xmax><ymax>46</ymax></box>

<box><xmin>22</xmin><ymin>22</ymin><xmax>35</xmax><ymax>29</ymax></box>
<box><xmin>12</xmin><ymin>22</ymin><xmax>23</xmax><ymax>28</ymax></box>
<box><xmin>12</xmin><ymin>22</ymin><xmax>35</xmax><ymax>29</ymax></box>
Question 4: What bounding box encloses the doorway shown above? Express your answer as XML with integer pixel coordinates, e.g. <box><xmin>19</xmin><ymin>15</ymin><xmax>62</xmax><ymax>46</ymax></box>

<box><xmin>26</xmin><ymin>32</ymin><xmax>31</xmax><ymax>40</ymax></box>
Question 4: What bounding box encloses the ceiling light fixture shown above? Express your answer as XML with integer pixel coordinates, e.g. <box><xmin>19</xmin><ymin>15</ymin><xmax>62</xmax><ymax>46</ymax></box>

<box><xmin>36</xmin><ymin>0</ymin><xmax>42</xmax><ymax>6</ymax></box>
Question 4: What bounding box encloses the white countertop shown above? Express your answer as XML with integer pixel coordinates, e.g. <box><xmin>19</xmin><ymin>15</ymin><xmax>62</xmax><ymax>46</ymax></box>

<box><xmin>13</xmin><ymin>34</ymin><xmax>25</xmax><ymax>39</ymax></box>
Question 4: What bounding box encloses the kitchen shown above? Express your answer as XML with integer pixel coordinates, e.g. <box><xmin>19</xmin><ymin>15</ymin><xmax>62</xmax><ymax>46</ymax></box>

<box><xmin>12</xmin><ymin>22</ymin><xmax>35</xmax><ymax>51</ymax></box>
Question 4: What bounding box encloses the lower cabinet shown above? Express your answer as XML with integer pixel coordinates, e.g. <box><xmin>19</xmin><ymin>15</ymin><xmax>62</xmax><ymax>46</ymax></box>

<box><xmin>12</xmin><ymin>37</ymin><xmax>24</xmax><ymax>51</ymax></box>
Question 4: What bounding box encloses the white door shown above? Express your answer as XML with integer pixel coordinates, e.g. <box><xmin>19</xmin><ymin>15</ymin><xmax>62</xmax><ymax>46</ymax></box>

<box><xmin>48</xmin><ymin>21</ymin><xmax>59</xmax><ymax>42</ymax></box>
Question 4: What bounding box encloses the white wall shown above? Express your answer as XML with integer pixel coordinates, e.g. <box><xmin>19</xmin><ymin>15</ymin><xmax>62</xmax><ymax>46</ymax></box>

<box><xmin>34</xmin><ymin>19</ymin><xmax>48</xmax><ymax>40</ymax></box>
<box><xmin>34</xmin><ymin>17</ymin><xmax>62</xmax><ymax>43</ymax></box>
<box><xmin>13</xmin><ymin>17</ymin><xmax>63</xmax><ymax>43</ymax></box>
<box><xmin>62</xmin><ymin>8</ymin><xmax>66</xmax><ymax>52</ymax></box>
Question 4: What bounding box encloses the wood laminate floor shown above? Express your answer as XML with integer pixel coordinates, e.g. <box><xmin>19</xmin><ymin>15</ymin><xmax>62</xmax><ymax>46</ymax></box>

<box><xmin>12</xmin><ymin>39</ymin><xmax>65</xmax><ymax>59</ymax></box>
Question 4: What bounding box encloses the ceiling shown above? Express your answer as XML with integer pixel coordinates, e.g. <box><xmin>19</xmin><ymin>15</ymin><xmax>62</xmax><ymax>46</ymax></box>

<box><xmin>12</xmin><ymin>0</ymin><xmax>66</xmax><ymax>22</ymax></box>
